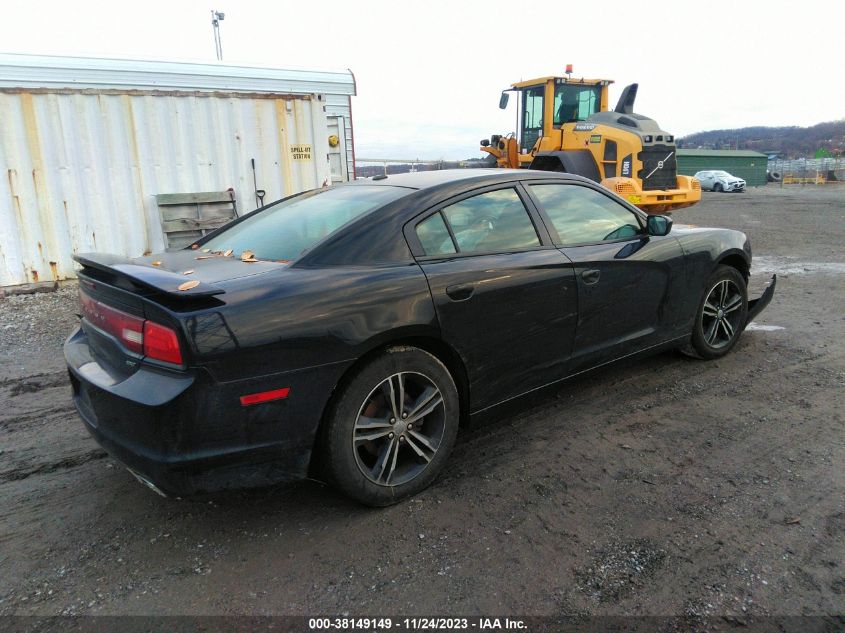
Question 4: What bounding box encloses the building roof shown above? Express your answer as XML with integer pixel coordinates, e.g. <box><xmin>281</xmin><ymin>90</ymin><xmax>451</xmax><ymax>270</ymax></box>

<box><xmin>677</xmin><ymin>149</ymin><xmax>767</xmax><ymax>158</ymax></box>
<box><xmin>0</xmin><ymin>52</ymin><xmax>356</xmax><ymax>96</ymax></box>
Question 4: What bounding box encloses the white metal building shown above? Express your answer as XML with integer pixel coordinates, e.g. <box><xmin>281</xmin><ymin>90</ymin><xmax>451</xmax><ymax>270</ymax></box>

<box><xmin>0</xmin><ymin>53</ymin><xmax>357</xmax><ymax>287</ymax></box>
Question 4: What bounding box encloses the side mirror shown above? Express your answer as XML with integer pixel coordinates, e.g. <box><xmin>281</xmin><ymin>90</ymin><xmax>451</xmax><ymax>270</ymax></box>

<box><xmin>646</xmin><ymin>214</ymin><xmax>673</xmax><ymax>236</ymax></box>
<box><xmin>498</xmin><ymin>92</ymin><xmax>509</xmax><ymax>109</ymax></box>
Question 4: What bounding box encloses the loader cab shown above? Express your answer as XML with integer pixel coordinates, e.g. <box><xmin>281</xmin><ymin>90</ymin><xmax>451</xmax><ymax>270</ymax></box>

<box><xmin>510</xmin><ymin>76</ymin><xmax>613</xmax><ymax>153</ymax></box>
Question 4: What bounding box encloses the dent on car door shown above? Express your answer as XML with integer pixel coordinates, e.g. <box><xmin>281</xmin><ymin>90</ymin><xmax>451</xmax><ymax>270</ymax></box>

<box><xmin>525</xmin><ymin>182</ymin><xmax>687</xmax><ymax>369</ymax></box>
<box><xmin>407</xmin><ymin>185</ymin><xmax>578</xmax><ymax>412</ymax></box>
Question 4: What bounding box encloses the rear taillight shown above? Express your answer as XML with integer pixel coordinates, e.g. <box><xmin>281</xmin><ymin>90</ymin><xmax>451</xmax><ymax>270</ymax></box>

<box><xmin>79</xmin><ymin>291</ymin><xmax>144</xmax><ymax>354</ymax></box>
<box><xmin>143</xmin><ymin>321</ymin><xmax>183</xmax><ymax>365</ymax></box>
<box><xmin>80</xmin><ymin>289</ymin><xmax>183</xmax><ymax>366</ymax></box>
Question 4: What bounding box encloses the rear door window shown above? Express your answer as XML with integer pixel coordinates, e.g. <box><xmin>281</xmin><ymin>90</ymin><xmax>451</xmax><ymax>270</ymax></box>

<box><xmin>415</xmin><ymin>212</ymin><xmax>457</xmax><ymax>256</ymax></box>
<box><xmin>436</xmin><ymin>188</ymin><xmax>540</xmax><ymax>255</ymax></box>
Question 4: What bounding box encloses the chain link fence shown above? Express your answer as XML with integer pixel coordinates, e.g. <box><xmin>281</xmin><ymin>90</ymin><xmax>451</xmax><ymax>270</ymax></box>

<box><xmin>767</xmin><ymin>157</ymin><xmax>845</xmax><ymax>184</ymax></box>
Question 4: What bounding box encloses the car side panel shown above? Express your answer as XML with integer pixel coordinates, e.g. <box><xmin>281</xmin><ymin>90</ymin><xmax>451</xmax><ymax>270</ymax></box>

<box><xmin>671</xmin><ymin>226</ymin><xmax>751</xmax><ymax>330</ymax></box>
<box><xmin>420</xmin><ymin>249</ymin><xmax>578</xmax><ymax>412</ymax></box>
<box><xmin>560</xmin><ymin>233</ymin><xmax>688</xmax><ymax>371</ymax></box>
<box><xmin>185</xmin><ymin>264</ymin><xmax>440</xmax><ymax>383</ymax></box>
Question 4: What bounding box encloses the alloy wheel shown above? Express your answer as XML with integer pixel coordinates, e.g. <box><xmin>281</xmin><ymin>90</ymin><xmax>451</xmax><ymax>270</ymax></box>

<box><xmin>701</xmin><ymin>279</ymin><xmax>744</xmax><ymax>349</ymax></box>
<box><xmin>352</xmin><ymin>372</ymin><xmax>446</xmax><ymax>486</ymax></box>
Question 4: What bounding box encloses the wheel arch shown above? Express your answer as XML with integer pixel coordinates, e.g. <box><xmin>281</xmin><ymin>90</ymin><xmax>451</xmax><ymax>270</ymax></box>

<box><xmin>717</xmin><ymin>251</ymin><xmax>750</xmax><ymax>283</ymax></box>
<box><xmin>307</xmin><ymin>335</ymin><xmax>471</xmax><ymax>477</ymax></box>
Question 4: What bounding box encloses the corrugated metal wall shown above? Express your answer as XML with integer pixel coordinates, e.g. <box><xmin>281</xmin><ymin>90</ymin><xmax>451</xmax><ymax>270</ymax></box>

<box><xmin>0</xmin><ymin>90</ymin><xmax>330</xmax><ymax>287</ymax></box>
<box><xmin>0</xmin><ymin>53</ymin><xmax>357</xmax><ymax>182</ymax></box>
<box><xmin>677</xmin><ymin>151</ymin><xmax>768</xmax><ymax>187</ymax></box>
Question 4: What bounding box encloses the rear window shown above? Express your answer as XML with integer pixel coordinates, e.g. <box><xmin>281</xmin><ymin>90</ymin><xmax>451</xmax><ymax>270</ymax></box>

<box><xmin>202</xmin><ymin>185</ymin><xmax>408</xmax><ymax>261</ymax></box>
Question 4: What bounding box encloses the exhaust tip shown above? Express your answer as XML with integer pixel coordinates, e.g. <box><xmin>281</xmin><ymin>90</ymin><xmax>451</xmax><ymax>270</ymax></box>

<box><xmin>127</xmin><ymin>468</ymin><xmax>169</xmax><ymax>498</ymax></box>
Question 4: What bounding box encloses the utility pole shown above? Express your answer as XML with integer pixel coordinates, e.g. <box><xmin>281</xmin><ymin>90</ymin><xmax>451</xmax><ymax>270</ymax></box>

<box><xmin>211</xmin><ymin>10</ymin><xmax>225</xmax><ymax>60</ymax></box>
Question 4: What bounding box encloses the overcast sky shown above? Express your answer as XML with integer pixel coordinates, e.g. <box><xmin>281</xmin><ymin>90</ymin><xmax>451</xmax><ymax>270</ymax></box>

<box><xmin>2</xmin><ymin>0</ymin><xmax>841</xmax><ymax>160</ymax></box>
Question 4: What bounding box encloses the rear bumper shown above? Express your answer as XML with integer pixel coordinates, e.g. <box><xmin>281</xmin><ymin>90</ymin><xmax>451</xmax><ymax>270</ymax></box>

<box><xmin>65</xmin><ymin>327</ymin><xmax>346</xmax><ymax>496</ymax></box>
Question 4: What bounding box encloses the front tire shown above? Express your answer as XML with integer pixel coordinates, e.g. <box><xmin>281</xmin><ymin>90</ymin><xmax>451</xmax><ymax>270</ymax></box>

<box><xmin>714</xmin><ymin>182</ymin><xmax>724</xmax><ymax>192</ymax></box>
<box><xmin>322</xmin><ymin>346</ymin><xmax>460</xmax><ymax>506</ymax></box>
<box><xmin>683</xmin><ymin>265</ymin><xmax>748</xmax><ymax>360</ymax></box>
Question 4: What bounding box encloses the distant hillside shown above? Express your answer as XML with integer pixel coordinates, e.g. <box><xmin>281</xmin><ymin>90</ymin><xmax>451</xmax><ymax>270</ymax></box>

<box><xmin>678</xmin><ymin>120</ymin><xmax>845</xmax><ymax>158</ymax></box>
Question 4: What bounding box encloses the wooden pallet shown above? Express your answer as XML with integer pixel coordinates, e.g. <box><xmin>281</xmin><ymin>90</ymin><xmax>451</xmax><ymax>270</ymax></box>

<box><xmin>155</xmin><ymin>190</ymin><xmax>238</xmax><ymax>250</ymax></box>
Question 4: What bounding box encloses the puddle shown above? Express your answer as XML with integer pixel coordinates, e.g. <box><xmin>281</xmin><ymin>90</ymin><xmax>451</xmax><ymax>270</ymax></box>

<box><xmin>752</xmin><ymin>256</ymin><xmax>845</xmax><ymax>276</ymax></box>
<box><xmin>746</xmin><ymin>323</ymin><xmax>785</xmax><ymax>332</ymax></box>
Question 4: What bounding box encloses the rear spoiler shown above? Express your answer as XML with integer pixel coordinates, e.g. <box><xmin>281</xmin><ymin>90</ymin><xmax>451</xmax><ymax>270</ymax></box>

<box><xmin>74</xmin><ymin>253</ymin><xmax>225</xmax><ymax>298</ymax></box>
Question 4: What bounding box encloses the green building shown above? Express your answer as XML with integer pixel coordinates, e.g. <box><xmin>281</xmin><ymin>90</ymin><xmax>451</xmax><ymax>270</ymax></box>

<box><xmin>677</xmin><ymin>149</ymin><xmax>768</xmax><ymax>187</ymax></box>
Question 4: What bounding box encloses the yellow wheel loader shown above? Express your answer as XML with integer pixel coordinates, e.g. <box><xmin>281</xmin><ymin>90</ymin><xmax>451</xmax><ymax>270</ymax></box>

<box><xmin>480</xmin><ymin>72</ymin><xmax>700</xmax><ymax>213</ymax></box>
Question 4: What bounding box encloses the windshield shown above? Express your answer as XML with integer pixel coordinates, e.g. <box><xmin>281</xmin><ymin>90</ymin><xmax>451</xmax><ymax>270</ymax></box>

<box><xmin>713</xmin><ymin>171</ymin><xmax>731</xmax><ymax>177</ymax></box>
<box><xmin>202</xmin><ymin>185</ymin><xmax>408</xmax><ymax>261</ymax></box>
<box><xmin>554</xmin><ymin>83</ymin><xmax>601</xmax><ymax>125</ymax></box>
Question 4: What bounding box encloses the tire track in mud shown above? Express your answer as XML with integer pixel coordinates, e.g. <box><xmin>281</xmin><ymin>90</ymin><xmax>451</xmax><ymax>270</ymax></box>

<box><xmin>0</xmin><ymin>448</ymin><xmax>107</xmax><ymax>483</ymax></box>
<box><xmin>0</xmin><ymin>369</ymin><xmax>103</xmax><ymax>484</ymax></box>
<box><xmin>0</xmin><ymin>404</ymin><xmax>76</xmax><ymax>433</ymax></box>
<box><xmin>0</xmin><ymin>369</ymin><xmax>68</xmax><ymax>390</ymax></box>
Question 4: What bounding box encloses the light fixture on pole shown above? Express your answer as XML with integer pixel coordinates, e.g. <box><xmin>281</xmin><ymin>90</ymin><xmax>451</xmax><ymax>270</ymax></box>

<box><xmin>211</xmin><ymin>10</ymin><xmax>225</xmax><ymax>60</ymax></box>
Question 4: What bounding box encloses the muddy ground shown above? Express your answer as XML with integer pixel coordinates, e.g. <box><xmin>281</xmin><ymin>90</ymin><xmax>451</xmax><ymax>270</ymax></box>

<box><xmin>0</xmin><ymin>185</ymin><xmax>843</xmax><ymax>622</ymax></box>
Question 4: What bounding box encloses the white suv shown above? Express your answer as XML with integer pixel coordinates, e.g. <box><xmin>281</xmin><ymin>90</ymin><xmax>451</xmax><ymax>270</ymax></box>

<box><xmin>695</xmin><ymin>170</ymin><xmax>746</xmax><ymax>192</ymax></box>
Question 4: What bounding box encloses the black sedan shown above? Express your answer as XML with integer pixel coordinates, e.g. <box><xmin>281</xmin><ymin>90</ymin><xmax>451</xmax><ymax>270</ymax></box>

<box><xmin>65</xmin><ymin>170</ymin><xmax>775</xmax><ymax>505</ymax></box>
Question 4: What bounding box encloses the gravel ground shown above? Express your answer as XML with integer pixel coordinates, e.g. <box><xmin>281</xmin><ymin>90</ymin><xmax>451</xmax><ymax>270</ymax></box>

<box><xmin>0</xmin><ymin>284</ymin><xmax>79</xmax><ymax>380</ymax></box>
<box><xmin>0</xmin><ymin>185</ymin><xmax>843</xmax><ymax>625</ymax></box>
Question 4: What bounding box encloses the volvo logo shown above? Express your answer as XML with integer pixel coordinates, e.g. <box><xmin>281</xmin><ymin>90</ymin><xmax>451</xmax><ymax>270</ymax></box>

<box><xmin>645</xmin><ymin>151</ymin><xmax>674</xmax><ymax>179</ymax></box>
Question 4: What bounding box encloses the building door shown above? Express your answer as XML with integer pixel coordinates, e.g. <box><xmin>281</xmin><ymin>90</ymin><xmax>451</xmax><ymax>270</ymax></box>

<box><xmin>327</xmin><ymin>116</ymin><xmax>349</xmax><ymax>183</ymax></box>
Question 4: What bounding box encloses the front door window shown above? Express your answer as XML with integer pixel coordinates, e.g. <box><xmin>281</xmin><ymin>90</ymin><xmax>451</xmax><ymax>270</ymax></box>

<box><xmin>528</xmin><ymin>183</ymin><xmax>643</xmax><ymax>244</ymax></box>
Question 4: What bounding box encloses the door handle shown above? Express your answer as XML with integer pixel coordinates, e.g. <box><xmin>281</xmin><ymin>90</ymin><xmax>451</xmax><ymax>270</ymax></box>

<box><xmin>581</xmin><ymin>269</ymin><xmax>601</xmax><ymax>285</ymax></box>
<box><xmin>445</xmin><ymin>283</ymin><xmax>475</xmax><ymax>301</ymax></box>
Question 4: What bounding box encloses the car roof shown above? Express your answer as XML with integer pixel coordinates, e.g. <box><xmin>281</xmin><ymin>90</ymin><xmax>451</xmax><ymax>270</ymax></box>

<box><xmin>350</xmin><ymin>168</ymin><xmax>588</xmax><ymax>191</ymax></box>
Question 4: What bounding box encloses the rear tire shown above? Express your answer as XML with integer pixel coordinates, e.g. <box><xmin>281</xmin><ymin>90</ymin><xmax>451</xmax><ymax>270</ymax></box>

<box><xmin>681</xmin><ymin>265</ymin><xmax>748</xmax><ymax>360</ymax></box>
<box><xmin>322</xmin><ymin>346</ymin><xmax>460</xmax><ymax>506</ymax></box>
